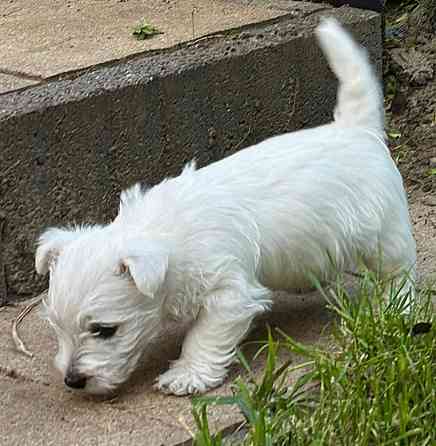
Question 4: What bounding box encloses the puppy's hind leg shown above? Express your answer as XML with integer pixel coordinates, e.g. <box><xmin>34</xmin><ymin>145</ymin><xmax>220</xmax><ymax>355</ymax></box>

<box><xmin>365</xmin><ymin>227</ymin><xmax>417</xmax><ymax>313</ymax></box>
<box><xmin>156</xmin><ymin>282</ymin><xmax>271</xmax><ymax>396</ymax></box>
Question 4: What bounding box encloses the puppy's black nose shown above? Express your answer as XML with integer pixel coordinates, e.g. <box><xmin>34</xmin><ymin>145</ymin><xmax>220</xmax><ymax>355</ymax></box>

<box><xmin>64</xmin><ymin>373</ymin><xmax>87</xmax><ymax>389</ymax></box>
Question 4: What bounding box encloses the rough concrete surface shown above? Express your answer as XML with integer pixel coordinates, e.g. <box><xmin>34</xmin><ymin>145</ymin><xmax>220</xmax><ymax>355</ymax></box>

<box><xmin>0</xmin><ymin>4</ymin><xmax>382</xmax><ymax>303</ymax></box>
<box><xmin>0</xmin><ymin>0</ymin><xmax>288</xmax><ymax>94</ymax></box>
<box><xmin>0</xmin><ymin>73</ymin><xmax>39</xmax><ymax>95</ymax></box>
<box><xmin>0</xmin><ymin>290</ymin><xmax>332</xmax><ymax>446</ymax></box>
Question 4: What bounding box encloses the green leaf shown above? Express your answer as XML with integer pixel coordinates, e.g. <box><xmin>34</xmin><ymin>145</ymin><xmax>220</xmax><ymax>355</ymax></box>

<box><xmin>387</xmin><ymin>131</ymin><xmax>401</xmax><ymax>139</ymax></box>
<box><xmin>132</xmin><ymin>20</ymin><xmax>162</xmax><ymax>40</ymax></box>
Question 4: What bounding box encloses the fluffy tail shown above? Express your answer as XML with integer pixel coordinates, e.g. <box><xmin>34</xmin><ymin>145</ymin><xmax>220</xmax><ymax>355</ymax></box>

<box><xmin>316</xmin><ymin>18</ymin><xmax>384</xmax><ymax>134</ymax></box>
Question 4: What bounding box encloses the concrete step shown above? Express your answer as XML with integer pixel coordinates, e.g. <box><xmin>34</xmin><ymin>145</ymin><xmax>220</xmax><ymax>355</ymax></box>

<box><xmin>0</xmin><ymin>0</ymin><xmax>289</xmax><ymax>95</ymax></box>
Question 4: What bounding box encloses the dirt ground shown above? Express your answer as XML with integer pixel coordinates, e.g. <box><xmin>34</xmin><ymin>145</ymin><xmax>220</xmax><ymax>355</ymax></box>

<box><xmin>383</xmin><ymin>2</ymin><xmax>436</xmax><ymax>282</ymax></box>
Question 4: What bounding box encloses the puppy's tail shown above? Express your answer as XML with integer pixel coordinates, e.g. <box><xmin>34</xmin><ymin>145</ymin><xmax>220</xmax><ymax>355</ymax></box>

<box><xmin>316</xmin><ymin>18</ymin><xmax>384</xmax><ymax>135</ymax></box>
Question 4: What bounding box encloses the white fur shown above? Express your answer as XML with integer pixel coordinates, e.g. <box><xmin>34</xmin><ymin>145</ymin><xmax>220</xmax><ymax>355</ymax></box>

<box><xmin>36</xmin><ymin>19</ymin><xmax>416</xmax><ymax>396</ymax></box>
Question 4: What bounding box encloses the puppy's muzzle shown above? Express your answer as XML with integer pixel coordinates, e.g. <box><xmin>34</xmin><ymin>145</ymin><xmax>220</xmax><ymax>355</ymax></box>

<box><xmin>64</xmin><ymin>372</ymin><xmax>87</xmax><ymax>389</ymax></box>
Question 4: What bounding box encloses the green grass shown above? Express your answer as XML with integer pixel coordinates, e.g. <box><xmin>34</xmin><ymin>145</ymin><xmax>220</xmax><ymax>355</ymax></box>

<box><xmin>192</xmin><ymin>273</ymin><xmax>435</xmax><ymax>445</ymax></box>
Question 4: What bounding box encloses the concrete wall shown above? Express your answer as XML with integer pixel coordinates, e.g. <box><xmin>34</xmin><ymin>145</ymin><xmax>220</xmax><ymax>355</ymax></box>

<box><xmin>0</xmin><ymin>9</ymin><xmax>382</xmax><ymax>303</ymax></box>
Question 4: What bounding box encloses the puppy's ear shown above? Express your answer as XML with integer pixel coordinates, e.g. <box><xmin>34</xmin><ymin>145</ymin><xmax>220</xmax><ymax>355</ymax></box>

<box><xmin>35</xmin><ymin>227</ymin><xmax>85</xmax><ymax>275</ymax></box>
<box><xmin>119</xmin><ymin>240</ymin><xmax>169</xmax><ymax>297</ymax></box>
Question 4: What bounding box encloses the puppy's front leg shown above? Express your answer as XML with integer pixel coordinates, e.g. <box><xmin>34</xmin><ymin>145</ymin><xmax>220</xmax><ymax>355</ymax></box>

<box><xmin>156</xmin><ymin>288</ymin><xmax>268</xmax><ymax>395</ymax></box>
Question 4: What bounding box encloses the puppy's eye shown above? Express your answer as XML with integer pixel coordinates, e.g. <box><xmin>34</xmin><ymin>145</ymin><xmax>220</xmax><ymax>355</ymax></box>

<box><xmin>90</xmin><ymin>324</ymin><xmax>118</xmax><ymax>339</ymax></box>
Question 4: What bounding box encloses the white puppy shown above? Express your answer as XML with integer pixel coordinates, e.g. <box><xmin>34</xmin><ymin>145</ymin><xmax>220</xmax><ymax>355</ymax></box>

<box><xmin>35</xmin><ymin>19</ymin><xmax>416</xmax><ymax>396</ymax></box>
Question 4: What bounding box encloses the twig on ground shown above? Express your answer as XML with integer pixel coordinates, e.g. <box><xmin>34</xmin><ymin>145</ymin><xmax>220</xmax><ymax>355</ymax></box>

<box><xmin>177</xmin><ymin>414</ymin><xmax>195</xmax><ymax>439</ymax></box>
<box><xmin>191</xmin><ymin>6</ymin><xmax>197</xmax><ymax>39</ymax></box>
<box><xmin>12</xmin><ymin>291</ymin><xmax>46</xmax><ymax>358</ymax></box>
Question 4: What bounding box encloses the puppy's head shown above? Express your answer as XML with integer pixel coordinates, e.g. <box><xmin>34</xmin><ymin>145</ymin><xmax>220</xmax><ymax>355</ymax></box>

<box><xmin>35</xmin><ymin>225</ymin><xmax>168</xmax><ymax>395</ymax></box>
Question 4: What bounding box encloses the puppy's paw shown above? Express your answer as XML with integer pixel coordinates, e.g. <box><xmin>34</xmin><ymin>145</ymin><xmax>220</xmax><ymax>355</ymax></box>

<box><xmin>155</xmin><ymin>362</ymin><xmax>221</xmax><ymax>396</ymax></box>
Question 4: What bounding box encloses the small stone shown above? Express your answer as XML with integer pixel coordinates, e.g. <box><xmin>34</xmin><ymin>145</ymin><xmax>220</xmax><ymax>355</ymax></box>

<box><xmin>239</xmin><ymin>32</ymin><xmax>251</xmax><ymax>39</ymax></box>
<box><xmin>423</xmin><ymin>195</ymin><xmax>436</xmax><ymax>206</ymax></box>
<box><xmin>429</xmin><ymin>157</ymin><xmax>436</xmax><ymax>168</ymax></box>
<box><xmin>421</xmin><ymin>183</ymin><xmax>432</xmax><ymax>192</ymax></box>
